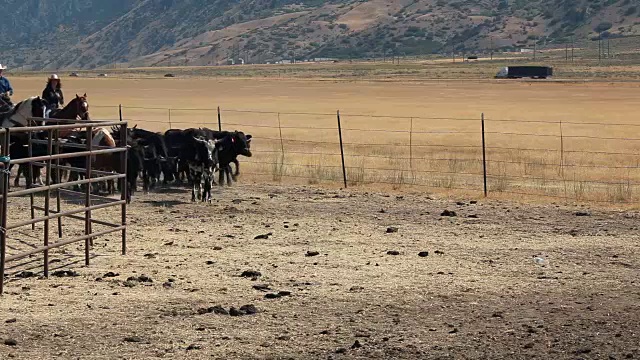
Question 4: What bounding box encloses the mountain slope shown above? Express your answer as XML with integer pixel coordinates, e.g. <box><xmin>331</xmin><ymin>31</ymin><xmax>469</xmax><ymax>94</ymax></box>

<box><xmin>1</xmin><ymin>0</ymin><xmax>638</xmax><ymax>69</ymax></box>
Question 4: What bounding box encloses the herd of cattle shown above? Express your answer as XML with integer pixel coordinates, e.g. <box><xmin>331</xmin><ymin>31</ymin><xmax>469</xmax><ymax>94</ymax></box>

<box><xmin>7</xmin><ymin>126</ymin><xmax>252</xmax><ymax>203</ymax></box>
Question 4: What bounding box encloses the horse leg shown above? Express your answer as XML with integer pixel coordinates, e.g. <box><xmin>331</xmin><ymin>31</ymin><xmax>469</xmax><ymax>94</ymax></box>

<box><xmin>14</xmin><ymin>165</ymin><xmax>22</xmax><ymax>187</ymax></box>
<box><xmin>34</xmin><ymin>167</ymin><xmax>44</xmax><ymax>186</ymax></box>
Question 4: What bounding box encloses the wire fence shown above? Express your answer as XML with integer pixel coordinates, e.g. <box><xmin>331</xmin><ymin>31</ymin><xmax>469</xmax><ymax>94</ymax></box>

<box><xmin>91</xmin><ymin>104</ymin><xmax>640</xmax><ymax>204</ymax></box>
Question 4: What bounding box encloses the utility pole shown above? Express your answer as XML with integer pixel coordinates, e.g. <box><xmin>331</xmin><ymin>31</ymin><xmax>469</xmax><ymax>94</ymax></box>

<box><xmin>565</xmin><ymin>43</ymin><xmax>569</xmax><ymax>62</ymax></box>
<box><xmin>598</xmin><ymin>32</ymin><xmax>602</xmax><ymax>63</ymax></box>
<box><xmin>452</xmin><ymin>44</ymin><xmax>455</xmax><ymax>63</ymax></box>
<box><xmin>533</xmin><ymin>36</ymin><xmax>537</xmax><ymax>61</ymax></box>
<box><xmin>571</xmin><ymin>35</ymin><xmax>574</xmax><ymax>62</ymax></box>
<box><xmin>490</xmin><ymin>36</ymin><xmax>493</xmax><ymax>60</ymax></box>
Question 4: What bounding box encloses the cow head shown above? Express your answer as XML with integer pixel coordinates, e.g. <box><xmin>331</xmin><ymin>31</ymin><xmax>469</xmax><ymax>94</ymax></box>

<box><xmin>193</xmin><ymin>136</ymin><xmax>220</xmax><ymax>164</ymax></box>
<box><xmin>230</xmin><ymin>131</ymin><xmax>252</xmax><ymax>157</ymax></box>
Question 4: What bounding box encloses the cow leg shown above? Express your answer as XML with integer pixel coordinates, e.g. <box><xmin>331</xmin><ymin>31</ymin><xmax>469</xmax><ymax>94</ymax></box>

<box><xmin>202</xmin><ymin>170</ymin><xmax>212</xmax><ymax>203</ymax></box>
<box><xmin>142</xmin><ymin>170</ymin><xmax>150</xmax><ymax>193</ymax></box>
<box><xmin>218</xmin><ymin>165</ymin><xmax>225</xmax><ymax>187</ymax></box>
<box><xmin>232</xmin><ymin>160</ymin><xmax>239</xmax><ymax>181</ymax></box>
<box><xmin>225</xmin><ymin>164</ymin><xmax>233</xmax><ymax>186</ymax></box>
<box><xmin>190</xmin><ymin>168</ymin><xmax>198</xmax><ymax>202</ymax></box>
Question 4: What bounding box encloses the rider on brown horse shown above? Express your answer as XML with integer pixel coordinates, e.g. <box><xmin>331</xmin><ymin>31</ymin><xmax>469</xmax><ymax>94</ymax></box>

<box><xmin>42</xmin><ymin>74</ymin><xmax>64</xmax><ymax>118</ymax></box>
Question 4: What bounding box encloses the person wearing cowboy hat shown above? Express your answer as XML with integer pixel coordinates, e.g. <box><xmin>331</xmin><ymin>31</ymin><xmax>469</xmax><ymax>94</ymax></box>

<box><xmin>0</xmin><ymin>63</ymin><xmax>14</xmax><ymax>111</ymax></box>
<box><xmin>42</xmin><ymin>74</ymin><xmax>64</xmax><ymax>118</ymax></box>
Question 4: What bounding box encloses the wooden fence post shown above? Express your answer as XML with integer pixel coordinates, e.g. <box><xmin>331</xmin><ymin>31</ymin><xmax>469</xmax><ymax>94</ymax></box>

<box><xmin>481</xmin><ymin>113</ymin><xmax>488</xmax><ymax>197</ymax></box>
<box><xmin>337</xmin><ymin>111</ymin><xmax>348</xmax><ymax>188</ymax></box>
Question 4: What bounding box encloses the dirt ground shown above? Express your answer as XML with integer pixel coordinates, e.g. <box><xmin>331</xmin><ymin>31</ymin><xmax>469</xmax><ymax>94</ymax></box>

<box><xmin>1</xmin><ymin>183</ymin><xmax>639</xmax><ymax>359</ymax></box>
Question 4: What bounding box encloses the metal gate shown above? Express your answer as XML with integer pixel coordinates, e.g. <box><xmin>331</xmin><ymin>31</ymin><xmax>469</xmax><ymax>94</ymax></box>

<box><xmin>0</xmin><ymin>117</ymin><xmax>128</xmax><ymax>294</ymax></box>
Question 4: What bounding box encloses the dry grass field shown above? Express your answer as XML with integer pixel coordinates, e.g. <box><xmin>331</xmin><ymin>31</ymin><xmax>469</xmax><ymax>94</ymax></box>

<box><xmin>10</xmin><ymin>74</ymin><xmax>640</xmax><ymax>203</ymax></box>
<box><xmin>1</xmin><ymin>69</ymin><xmax>640</xmax><ymax>359</ymax></box>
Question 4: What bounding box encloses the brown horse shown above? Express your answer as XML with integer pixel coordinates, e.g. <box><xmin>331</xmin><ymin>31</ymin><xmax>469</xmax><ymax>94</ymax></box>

<box><xmin>50</xmin><ymin>94</ymin><xmax>91</xmax><ymax>137</ymax></box>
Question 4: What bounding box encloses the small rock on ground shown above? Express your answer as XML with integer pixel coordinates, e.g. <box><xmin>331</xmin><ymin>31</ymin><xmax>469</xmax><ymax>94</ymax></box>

<box><xmin>387</xmin><ymin>250</ymin><xmax>400</xmax><ymax>256</ymax></box>
<box><xmin>240</xmin><ymin>270</ymin><xmax>261</xmax><ymax>278</ymax></box>
<box><xmin>386</xmin><ymin>227</ymin><xmax>399</xmax><ymax>233</ymax></box>
<box><xmin>418</xmin><ymin>251</ymin><xmax>429</xmax><ymax>257</ymax></box>
<box><xmin>239</xmin><ymin>304</ymin><xmax>258</xmax><ymax>315</ymax></box>
<box><xmin>4</xmin><ymin>339</ymin><xmax>17</xmax><ymax>346</ymax></box>
<box><xmin>441</xmin><ymin>210</ymin><xmax>457</xmax><ymax>217</ymax></box>
<box><xmin>123</xmin><ymin>336</ymin><xmax>143</xmax><ymax>343</ymax></box>
<box><xmin>305</xmin><ymin>251</ymin><xmax>320</xmax><ymax>257</ymax></box>
<box><xmin>52</xmin><ymin>270</ymin><xmax>79</xmax><ymax>277</ymax></box>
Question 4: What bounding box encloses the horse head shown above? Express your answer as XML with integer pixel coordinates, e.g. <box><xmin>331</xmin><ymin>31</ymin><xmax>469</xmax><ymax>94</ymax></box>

<box><xmin>74</xmin><ymin>93</ymin><xmax>90</xmax><ymax>120</ymax></box>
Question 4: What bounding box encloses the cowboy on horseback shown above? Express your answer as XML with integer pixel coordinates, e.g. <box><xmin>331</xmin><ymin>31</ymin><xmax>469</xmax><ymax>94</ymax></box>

<box><xmin>42</xmin><ymin>74</ymin><xmax>64</xmax><ymax>118</ymax></box>
<box><xmin>0</xmin><ymin>63</ymin><xmax>14</xmax><ymax>113</ymax></box>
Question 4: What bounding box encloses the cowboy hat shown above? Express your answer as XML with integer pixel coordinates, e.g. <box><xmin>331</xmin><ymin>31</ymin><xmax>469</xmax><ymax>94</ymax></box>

<box><xmin>48</xmin><ymin>74</ymin><xmax>59</xmax><ymax>80</ymax></box>
<box><xmin>0</xmin><ymin>64</ymin><xmax>6</xmax><ymax>70</ymax></box>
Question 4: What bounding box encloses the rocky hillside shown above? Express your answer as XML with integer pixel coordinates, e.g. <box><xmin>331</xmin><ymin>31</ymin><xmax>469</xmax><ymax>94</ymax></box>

<box><xmin>1</xmin><ymin>0</ymin><xmax>638</xmax><ymax>69</ymax></box>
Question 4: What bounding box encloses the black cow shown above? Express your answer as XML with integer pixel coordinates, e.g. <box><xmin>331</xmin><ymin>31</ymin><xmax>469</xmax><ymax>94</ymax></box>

<box><xmin>164</xmin><ymin>128</ymin><xmax>188</xmax><ymax>183</ymax></box>
<box><xmin>112</xmin><ymin>125</ymin><xmax>176</xmax><ymax>186</ymax></box>
<box><xmin>126</xmin><ymin>141</ymin><xmax>144</xmax><ymax>203</ymax></box>
<box><xmin>199</xmin><ymin>129</ymin><xmax>252</xmax><ymax>186</ymax></box>
<box><xmin>181</xmin><ymin>128</ymin><xmax>219</xmax><ymax>202</ymax></box>
<box><xmin>130</xmin><ymin>126</ymin><xmax>177</xmax><ymax>184</ymax></box>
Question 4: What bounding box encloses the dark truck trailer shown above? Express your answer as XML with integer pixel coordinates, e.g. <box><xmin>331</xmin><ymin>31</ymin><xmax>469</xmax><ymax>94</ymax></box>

<box><xmin>495</xmin><ymin>66</ymin><xmax>553</xmax><ymax>79</ymax></box>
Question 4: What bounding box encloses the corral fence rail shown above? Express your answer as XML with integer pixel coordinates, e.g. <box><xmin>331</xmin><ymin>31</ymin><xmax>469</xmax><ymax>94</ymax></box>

<box><xmin>0</xmin><ymin>118</ymin><xmax>128</xmax><ymax>295</ymax></box>
<box><xmin>90</xmin><ymin>104</ymin><xmax>640</xmax><ymax>205</ymax></box>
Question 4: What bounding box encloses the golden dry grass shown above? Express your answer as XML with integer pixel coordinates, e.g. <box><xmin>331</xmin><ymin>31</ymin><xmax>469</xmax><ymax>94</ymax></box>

<box><xmin>10</xmin><ymin>75</ymin><xmax>640</xmax><ymax>204</ymax></box>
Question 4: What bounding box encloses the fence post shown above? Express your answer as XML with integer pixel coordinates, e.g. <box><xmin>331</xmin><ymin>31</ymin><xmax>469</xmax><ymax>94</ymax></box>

<box><xmin>481</xmin><ymin>113</ymin><xmax>488</xmax><ymax>197</ymax></box>
<box><xmin>337</xmin><ymin>110</ymin><xmax>348</xmax><ymax>189</ymax></box>
<box><xmin>119</xmin><ymin>122</ymin><xmax>128</xmax><ymax>256</ymax></box>
<box><xmin>27</xmin><ymin>122</ymin><xmax>35</xmax><ymax>230</ymax></box>
<box><xmin>217</xmin><ymin>107</ymin><xmax>222</xmax><ymax>131</ymax></box>
<box><xmin>43</xmin><ymin>129</ymin><xmax>53</xmax><ymax>278</ymax></box>
<box><xmin>560</xmin><ymin>120</ymin><xmax>566</xmax><ymax>197</ymax></box>
<box><xmin>84</xmin><ymin>126</ymin><xmax>93</xmax><ymax>265</ymax></box>
<box><xmin>409</xmin><ymin>117</ymin><xmax>414</xmax><ymax>177</ymax></box>
<box><xmin>119</xmin><ymin>104</ymin><xmax>123</xmax><ymax>122</ymax></box>
<box><xmin>0</xmin><ymin>130</ymin><xmax>10</xmax><ymax>295</ymax></box>
<box><xmin>276</xmin><ymin>113</ymin><xmax>285</xmax><ymax>182</ymax></box>
<box><xmin>168</xmin><ymin>108</ymin><xmax>172</xmax><ymax>129</ymax></box>
<box><xmin>55</xmin><ymin>127</ymin><xmax>63</xmax><ymax>239</ymax></box>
